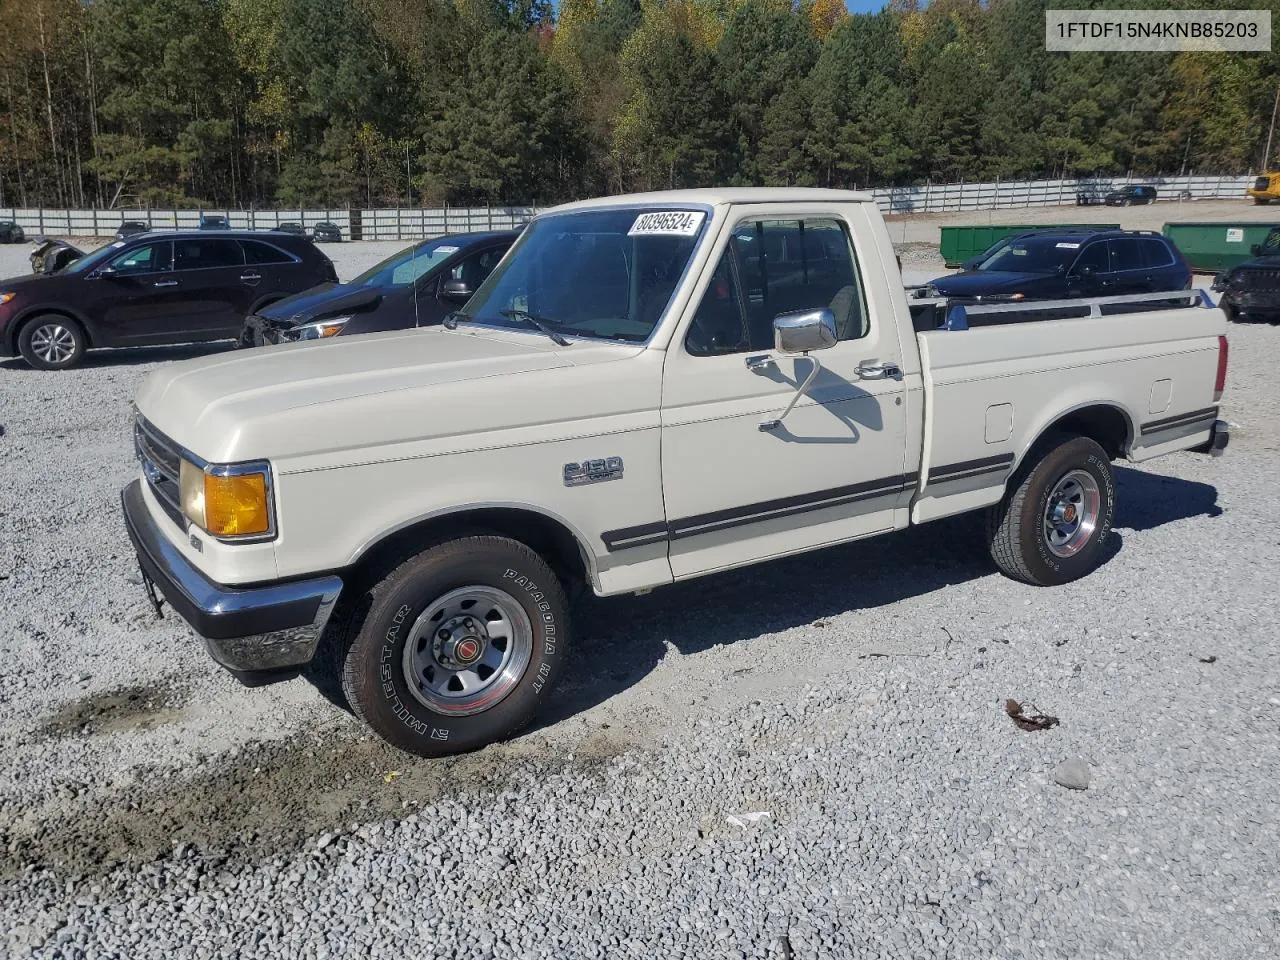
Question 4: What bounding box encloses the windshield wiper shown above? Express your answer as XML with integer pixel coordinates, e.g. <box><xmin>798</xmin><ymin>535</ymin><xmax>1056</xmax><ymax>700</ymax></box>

<box><xmin>499</xmin><ymin>309</ymin><xmax>572</xmax><ymax>347</ymax></box>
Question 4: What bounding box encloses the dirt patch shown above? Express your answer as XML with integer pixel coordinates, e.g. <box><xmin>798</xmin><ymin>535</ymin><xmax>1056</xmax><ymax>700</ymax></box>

<box><xmin>1</xmin><ymin>723</ymin><xmax>628</xmax><ymax>879</ymax></box>
<box><xmin>37</xmin><ymin>681</ymin><xmax>189</xmax><ymax>738</ymax></box>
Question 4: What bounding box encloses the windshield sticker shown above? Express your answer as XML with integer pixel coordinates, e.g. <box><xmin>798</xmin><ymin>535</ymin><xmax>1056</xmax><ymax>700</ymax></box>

<box><xmin>434</xmin><ymin>245</ymin><xmax>459</xmax><ymax>254</ymax></box>
<box><xmin>1055</xmin><ymin>242</ymin><xmax>1080</xmax><ymax>249</ymax></box>
<box><xmin>628</xmin><ymin>211</ymin><xmax>705</xmax><ymax>237</ymax></box>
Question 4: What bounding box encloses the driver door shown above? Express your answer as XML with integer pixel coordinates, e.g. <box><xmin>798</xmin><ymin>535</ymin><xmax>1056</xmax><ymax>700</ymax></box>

<box><xmin>658</xmin><ymin>207</ymin><xmax>912</xmax><ymax>579</ymax></box>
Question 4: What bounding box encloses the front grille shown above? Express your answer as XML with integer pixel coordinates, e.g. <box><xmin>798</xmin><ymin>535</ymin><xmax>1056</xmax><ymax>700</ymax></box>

<box><xmin>1237</xmin><ymin>267</ymin><xmax>1280</xmax><ymax>290</ymax></box>
<box><xmin>134</xmin><ymin>416</ymin><xmax>185</xmax><ymax>529</ymax></box>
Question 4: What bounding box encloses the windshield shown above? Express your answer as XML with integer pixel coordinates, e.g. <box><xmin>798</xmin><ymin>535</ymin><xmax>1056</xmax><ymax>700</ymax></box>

<box><xmin>975</xmin><ymin>236</ymin><xmax>1081</xmax><ymax>274</ymax></box>
<box><xmin>62</xmin><ymin>241</ymin><xmax>127</xmax><ymax>274</ymax></box>
<box><xmin>456</xmin><ymin>207</ymin><xmax>707</xmax><ymax>342</ymax></box>
<box><xmin>350</xmin><ymin>238</ymin><xmax>462</xmax><ymax>288</ymax></box>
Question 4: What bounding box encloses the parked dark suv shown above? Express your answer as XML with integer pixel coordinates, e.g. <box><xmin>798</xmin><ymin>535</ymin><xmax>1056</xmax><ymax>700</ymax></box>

<box><xmin>1212</xmin><ymin>225</ymin><xmax>1280</xmax><ymax>322</ymax></box>
<box><xmin>0</xmin><ymin>231</ymin><xmax>338</xmax><ymax>369</ymax></box>
<box><xmin>241</xmin><ymin>231</ymin><xmax>516</xmax><ymax>346</ymax></box>
<box><xmin>1104</xmin><ymin>184</ymin><xmax>1157</xmax><ymax>206</ymax></box>
<box><xmin>928</xmin><ymin>229</ymin><xmax>1191</xmax><ymax>301</ymax></box>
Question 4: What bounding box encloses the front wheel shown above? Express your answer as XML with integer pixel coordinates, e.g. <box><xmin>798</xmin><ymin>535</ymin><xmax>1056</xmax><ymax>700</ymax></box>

<box><xmin>340</xmin><ymin>536</ymin><xmax>569</xmax><ymax>757</ymax></box>
<box><xmin>18</xmin><ymin>315</ymin><xmax>87</xmax><ymax>370</ymax></box>
<box><xmin>986</xmin><ymin>434</ymin><xmax>1115</xmax><ymax>586</ymax></box>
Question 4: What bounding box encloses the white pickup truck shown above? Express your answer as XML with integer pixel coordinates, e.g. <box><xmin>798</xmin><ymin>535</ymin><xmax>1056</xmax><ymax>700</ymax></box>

<box><xmin>122</xmin><ymin>188</ymin><xmax>1230</xmax><ymax>757</ymax></box>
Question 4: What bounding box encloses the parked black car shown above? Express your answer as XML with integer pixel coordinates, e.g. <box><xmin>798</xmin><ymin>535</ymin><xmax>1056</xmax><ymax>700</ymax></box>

<box><xmin>115</xmin><ymin>221</ymin><xmax>150</xmax><ymax>240</ymax></box>
<box><xmin>0</xmin><ymin>231</ymin><xmax>339</xmax><ymax>369</ymax></box>
<box><xmin>311</xmin><ymin>221</ymin><xmax>343</xmax><ymax>243</ymax></box>
<box><xmin>1104</xmin><ymin>184</ymin><xmax>1157</xmax><ymax>206</ymax></box>
<box><xmin>0</xmin><ymin>220</ymin><xmax>25</xmax><ymax>243</ymax></box>
<box><xmin>276</xmin><ymin>222</ymin><xmax>306</xmax><ymax>236</ymax></box>
<box><xmin>198</xmin><ymin>214</ymin><xmax>229</xmax><ymax>230</ymax></box>
<box><xmin>241</xmin><ymin>231</ymin><xmax>516</xmax><ymax>346</ymax></box>
<box><xmin>1212</xmin><ymin>226</ymin><xmax>1280</xmax><ymax>322</ymax></box>
<box><xmin>928</xmin><ymin>229</ymin><xmax>1191</xmax><ymax>301</ymax></box>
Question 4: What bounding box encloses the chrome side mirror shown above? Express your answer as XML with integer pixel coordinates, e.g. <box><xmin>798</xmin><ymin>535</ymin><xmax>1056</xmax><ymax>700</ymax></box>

<box><xmin>758</xmin><ymin>308</ymin><xmax>838</xmax><ymax>432</ymax></box>
<box><xmin>773</xmin><ymin>308</ymin><xmax>837</xmax><ymax>355</ymax></box>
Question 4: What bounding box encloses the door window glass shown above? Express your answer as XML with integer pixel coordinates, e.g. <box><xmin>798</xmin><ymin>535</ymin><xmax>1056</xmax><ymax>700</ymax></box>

<box><xmin>110</xmin><ymin>242</ymin><xmax>173</xmax><ymax>275</ymax></box>
<box><xmin>687</xmin><ymin>218</ymin><xmax>866</xmax><ymax>355</ymax></box>
<box><xmin>447</xmin><ymin>247</ymin><xmax>505</xmax><ymax>290</ymax></box>
<box><xmin>685</xmin><ymin>252</ymin><xmax>748</xmax><ymax>356</ymax></box>
<box><xmin>240</xmin><ymin>240</ymin><xmax>292</xmax><ymax>265</ymax></box>
<box><xmin>1108</xmin><ymin>238</ymin><xmax>1143</xmax><ymax>272</ymax></box>
<box><xmin>1139</xmin><ymin>239</ymin><xmax>1173</xmax><ymax>268</ymax></box>
<box><xmin>1073</xmin><ymin>242</ymin><xmax>1108</xmax><ymax>273</ymax></box>
<box><xmin>175</xmin><ymin>238</ymin><xmax>244</xmax><ymax>271</ymax></box>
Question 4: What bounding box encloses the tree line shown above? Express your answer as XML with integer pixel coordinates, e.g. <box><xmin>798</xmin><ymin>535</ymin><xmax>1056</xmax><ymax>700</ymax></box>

<box><xmin>1</xmin><ymin>0</ymin><xmax>1277</xmax><ymax>210</ymax></box>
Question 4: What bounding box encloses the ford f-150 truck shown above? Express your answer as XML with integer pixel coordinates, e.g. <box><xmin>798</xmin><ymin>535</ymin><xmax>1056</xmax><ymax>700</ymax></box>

<box><xmin>121</xmin><ymin>188</ymin><xmax>1230</xmax><ymax>757</ymax></box>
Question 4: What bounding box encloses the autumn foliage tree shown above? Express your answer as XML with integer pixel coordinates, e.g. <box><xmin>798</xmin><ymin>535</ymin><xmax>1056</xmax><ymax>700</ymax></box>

<box><xmin>1</xmin><ymin>0</ymin><xmax>1277</xmax><ymax>208</ymax></box>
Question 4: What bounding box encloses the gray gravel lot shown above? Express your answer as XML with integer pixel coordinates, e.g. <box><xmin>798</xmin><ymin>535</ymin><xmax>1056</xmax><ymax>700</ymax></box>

<box><xmin>2</xmin><ymin>206</ymin><xmax>1278</xmax><ymax>958</ymax></box>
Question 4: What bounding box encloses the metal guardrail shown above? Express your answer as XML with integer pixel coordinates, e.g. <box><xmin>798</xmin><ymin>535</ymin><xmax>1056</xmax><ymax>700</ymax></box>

<box><xmin>871</xmin><ymin>174</ymin><xmax>1253</xmax><ymax>215</ymax></box>
<box><xmin>0</xmin><ymin>205</ymin><xmax>540</xmax><ymax>240</ymax></box>
<box><xmin>0</xmin><ymin>174</ymin><xmax>1259</xmax><ymax>238</ymax></box>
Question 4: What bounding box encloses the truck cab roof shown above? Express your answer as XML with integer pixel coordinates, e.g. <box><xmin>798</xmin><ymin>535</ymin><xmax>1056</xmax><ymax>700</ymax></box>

<box><xmin>544</xmin><ymin>187</ymin><xmax>876</xmax><ymax>215</ymax></box>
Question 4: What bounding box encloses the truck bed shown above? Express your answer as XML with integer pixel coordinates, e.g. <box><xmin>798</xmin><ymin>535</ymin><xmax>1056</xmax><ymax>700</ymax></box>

<box><xmin>909</xmin><ymin>290</ymin><xmax>1226</xmax><ymax>524</ymax></box>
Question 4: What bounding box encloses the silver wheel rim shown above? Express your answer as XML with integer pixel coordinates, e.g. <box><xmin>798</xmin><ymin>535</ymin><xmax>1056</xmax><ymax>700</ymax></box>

<box><xmin>1043</xmin><ymin>468</ymin><xmax>1101</xmax><ymax>558</ymax></box>
<box><xmin>30</xmin><ymin>323</ymin><xmax>76</xmax><ymax>365</ymax></box>
<box><xmin>402</xmin><ymin>586</ymin><xmax>532</xmax><ymax>716</ymax></box>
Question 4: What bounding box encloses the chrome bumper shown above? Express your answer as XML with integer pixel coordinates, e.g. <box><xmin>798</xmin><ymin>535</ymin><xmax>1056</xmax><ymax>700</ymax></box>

<box><xmin>1191</xmin><ymin>419</ymin><xmax>1230</xmax><ymax>457</ymax></box>
<box><xmin>121</xmin><ymin>480</ymin><xmax>342</xmax><ymax>683</ymax></box>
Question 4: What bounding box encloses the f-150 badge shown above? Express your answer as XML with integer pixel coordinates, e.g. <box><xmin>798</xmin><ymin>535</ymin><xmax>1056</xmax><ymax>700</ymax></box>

<box><xmin>564</xmin><ymin>457</ymin><xmax>624</xmax><ymax>487</ymax></box>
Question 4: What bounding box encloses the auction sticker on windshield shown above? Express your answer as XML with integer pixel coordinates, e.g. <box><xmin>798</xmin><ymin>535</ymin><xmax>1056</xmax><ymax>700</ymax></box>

<box><xmin>628</xmin><ymin>211</ymin><xmax>705</xmax><ymax>236</ymax></box>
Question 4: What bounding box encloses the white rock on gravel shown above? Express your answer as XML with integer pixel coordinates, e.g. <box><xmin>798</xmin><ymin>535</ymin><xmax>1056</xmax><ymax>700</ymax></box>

<box><xmin>1052</xmin><ymin>758</ymin><xmax>1092</xmax><ymax>791</ymax></box>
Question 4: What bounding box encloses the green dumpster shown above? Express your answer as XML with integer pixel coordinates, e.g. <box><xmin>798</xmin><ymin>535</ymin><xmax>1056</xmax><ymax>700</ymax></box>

<box><xmin>939</xmin><ymin>224</ymin><xmax>1121</xmax><ymax>268</ymax></box>
<box><xmin>1161</xmin><ymin>221</ymin><xmax>1280</xmax><ymax>272</ymax></box>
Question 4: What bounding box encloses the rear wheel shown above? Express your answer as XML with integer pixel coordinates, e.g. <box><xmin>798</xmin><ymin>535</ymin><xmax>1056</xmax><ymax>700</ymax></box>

<box><xmin>340</xmin><ymin>536</ymin><xmax>569</xmax><ymax>757</ymax></box>
<box><xmin>986</xmin><ymin>434</ymin><xmax>1115</xmax><ymax>586</ymax></box>
<box><xmin>18</xmin><ymin>315</ymin><xmax>87</xmax><ymax>370</ymax></box>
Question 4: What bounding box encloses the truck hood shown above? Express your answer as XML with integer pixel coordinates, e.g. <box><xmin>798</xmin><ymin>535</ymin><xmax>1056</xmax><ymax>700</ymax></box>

<box><xmin>135</xmin><ymin>327</ymin><xmax>642</xmax><ymax>462</ymax></box>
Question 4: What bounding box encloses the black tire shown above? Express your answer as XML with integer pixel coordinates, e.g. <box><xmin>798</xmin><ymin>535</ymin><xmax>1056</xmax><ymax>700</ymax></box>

<box><xmin>1255</xmin><ymin>198</ymin><xmax>1270</xmax><ymax>205</ymax></box>
<box><xmin>1222</xmin><ymin>302</ymin><xmax>1240</xmax><ymax>323</ymax></box>
<box><xmin>340</xmin><ymin>536</ymin><xmax>569</xmax><ymax>757</ymax></box>
<box><xmin>18</xmin><ymin>314</ymin><xmax>87</xmax><ymax>370</ymax></box>
<box><xmin>986</xmin><ymin>434</ymin><xmax>1115</xmax><ymax>587</ymax></box>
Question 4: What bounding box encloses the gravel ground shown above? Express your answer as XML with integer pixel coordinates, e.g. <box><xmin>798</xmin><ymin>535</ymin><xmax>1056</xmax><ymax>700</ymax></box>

<box><xmin>1</xmin><ymin>205</ymin><xmax>1278</xmax><ymax>958</ymax></box>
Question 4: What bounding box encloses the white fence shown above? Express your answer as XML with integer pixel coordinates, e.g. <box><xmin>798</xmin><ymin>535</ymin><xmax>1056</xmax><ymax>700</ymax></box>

<box><xmin>0</xmin><ymin>205</ymin><xmax>538</xmax><ymax>240</ymax></box>
<box><xmin>0</xmin><ymin>175</ymin><xmax>1257</xmax><ymax>238</ymax></box>
<box><xmin>868</xmin><ymin>174</ymin><xmax>1255</xmax><ymax>214</ymax></box>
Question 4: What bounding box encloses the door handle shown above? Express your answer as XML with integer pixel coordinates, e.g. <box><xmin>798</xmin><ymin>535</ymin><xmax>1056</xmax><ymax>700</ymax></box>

<box><xmin>153</xmin><ymin>280</ymin><xmax>178</xmax><ymax>288</ymax></box>
<box><xmin>240</xmin><ymin>272</ymin><xmax>262</xmax><ymax>283</ymax></box>
<box><xmin>857</xmin><ymin>361</ymin><xmax>902</xmax><ymax>380</ymax></box>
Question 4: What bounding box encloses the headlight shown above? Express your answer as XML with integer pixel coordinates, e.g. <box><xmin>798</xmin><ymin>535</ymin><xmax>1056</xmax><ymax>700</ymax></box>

<box><xmin>0</xmin><ymin>292</ymin><xmax>14</xmax><ymax>305</ymax></box>
<box><xmin>288</xmin><ymin>316</ymin><xmax>351</xmax><ymax>341</ymax></box>
<box><xmin>179</xmin><ymin>458</ymin><xmax>273</xmax><ymax>538</ymax></box>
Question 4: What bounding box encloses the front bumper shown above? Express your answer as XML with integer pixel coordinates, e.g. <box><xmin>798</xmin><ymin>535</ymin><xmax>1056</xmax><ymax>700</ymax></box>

<box><xmin>121</xmin><ymin>480</ymin><xmax>342</xmax><ymax>683</ymax></box>
<box><xmin>1219</xmin><ymin>290</ymin><xmax>1280</xmax><ymax>314</ymax></box>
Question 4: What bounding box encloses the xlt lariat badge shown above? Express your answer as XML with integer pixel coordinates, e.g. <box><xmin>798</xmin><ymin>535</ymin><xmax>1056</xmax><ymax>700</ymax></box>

<box><xmin>564</xmin><ymin>457</ymin><xmax>624</xmax><ymax>487</ymax></box>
